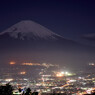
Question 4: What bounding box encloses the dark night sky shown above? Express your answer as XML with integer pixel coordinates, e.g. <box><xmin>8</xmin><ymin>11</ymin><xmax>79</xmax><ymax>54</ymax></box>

<box><xmin>0</xmin><ymin>0</ymin><xmax>95</xmax><ymax>44</ymax></box>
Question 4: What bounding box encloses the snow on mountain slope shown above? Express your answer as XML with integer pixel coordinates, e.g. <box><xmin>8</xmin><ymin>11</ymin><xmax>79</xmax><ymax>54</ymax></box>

<box><xmin>0</xmin><ymin>20</ymin><xmax>63</xmax><ymax>40</ymax></box>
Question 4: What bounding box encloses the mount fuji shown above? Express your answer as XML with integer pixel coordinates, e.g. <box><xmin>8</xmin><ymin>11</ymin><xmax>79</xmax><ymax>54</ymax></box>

<box><xmin>0</xmin><ymin>20</ymin><xmax>77</xmax><ymax>52</ymax></box>
<box><xmin>0</xmin><ymin>20</ymin><xmax>64</xmax><ymax>41</ymax></box>
<box><xmin>0</xmin><ymin>20</ymin><xmax>95</xmax><ymax>68</ymax></box>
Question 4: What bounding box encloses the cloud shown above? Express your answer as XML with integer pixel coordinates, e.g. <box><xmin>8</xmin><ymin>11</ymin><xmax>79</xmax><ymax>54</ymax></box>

<box><xmin>83</xmin><ymin>33</ymin><xmax>95</xmax><ymax>41</ymax></box>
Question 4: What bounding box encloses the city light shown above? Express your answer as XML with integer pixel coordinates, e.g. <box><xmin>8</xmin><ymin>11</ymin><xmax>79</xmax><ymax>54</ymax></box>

<box><xmin>56</xmin><ymin>72</ymin><xmax>64</xmax><ymax>77</ymax></box>
<box><xmin>22</xmin><ymin>63</ymin><xmax>40</xmax><ymax>66</ymax></box>
<box><xmin>0</xmin><ymin>62</ymin><xmax>94</xmax><ymax>95</ymax></box>
<box><xmin>9</xmin><ymin>61</ymin><xmax>16</xmax><ymax>65</ymax></box>
<box><xmin>20</xmin><ymin>72</ymin><xmax>26</xmax><ymax>75</ymax></box>
<box><xmin>5</xmin><ymin>78</ymin><xmax>13</xmax><ymax>82</ymax></box>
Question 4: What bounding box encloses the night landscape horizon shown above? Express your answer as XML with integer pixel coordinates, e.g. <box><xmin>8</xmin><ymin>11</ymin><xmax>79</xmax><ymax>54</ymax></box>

<box><xmin>0</xmin><ymin>0</ymin><xmax>95</xmax><ymax>95</ymax></box>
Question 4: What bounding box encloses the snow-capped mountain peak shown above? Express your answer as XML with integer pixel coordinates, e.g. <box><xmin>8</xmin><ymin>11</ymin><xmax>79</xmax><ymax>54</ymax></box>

<box><xmin>0</xmin><ymin>20</ymin><xmax>63</xmax><ymax>40</ymax></box>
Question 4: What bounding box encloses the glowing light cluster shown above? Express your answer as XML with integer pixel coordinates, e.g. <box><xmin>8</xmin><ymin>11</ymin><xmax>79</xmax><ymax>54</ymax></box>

<box><xmin>89</xmin><ymin>63</ymin><xmax>95</xmax><ymax>66</ymax></box>
<box><xmin>86</xmin><ymin>88</ymin><xmax>95</xmax><ymax>94</ymax></box>
<box><xmin>22</xmin><ymin>63</ymin><xmax>40</xmax><ymax>66</ymax></box>
<box><xmin>5</xmin><ymin>78</ymin><xmax>13</xmax><ymax>82</ymax></box>
<box><xmin>20</xmin><ymin>72</ymin><xmax>26</xmax><ymax>75</ymax></box>
<box><xmin>56</xmin><ymin>72</ymin><xmax>64</xmax><ymax>77</ymax></box>
<box><xmin>56</xmin><ymin>71</ymin><xmax>73</xmax><ymax>77</ymax></box>
<box><xmin>9</xmin><ymin>61</ymin><xmax>16</xmax><ymax>65</ymax></box>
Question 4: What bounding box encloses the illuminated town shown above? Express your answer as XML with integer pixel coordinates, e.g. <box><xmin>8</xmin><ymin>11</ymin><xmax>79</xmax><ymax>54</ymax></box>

<box><xmin>0</xmin><ymin>61</ymin><xmax>95</xmax><ymax>95</ymax></box>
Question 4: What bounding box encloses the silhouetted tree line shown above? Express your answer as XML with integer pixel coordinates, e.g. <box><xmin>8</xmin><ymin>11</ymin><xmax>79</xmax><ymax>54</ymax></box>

<box><xmin>0</xmin><ymin>83</ymin><xmax>13</xmax><ymax>95</ymax></box>
<box><xmin>0</xmin><ymin>83</ymin><xmax>38</xmax><ymax>95</ymax></box>
<box><xmin>0</xmin><ymin>83</ymin><xmax>95</xmax><ymax>95</ymax></box>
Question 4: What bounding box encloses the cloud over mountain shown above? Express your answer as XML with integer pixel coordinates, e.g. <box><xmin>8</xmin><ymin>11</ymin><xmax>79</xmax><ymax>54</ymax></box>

<box><xmin>83</xmin><ymin>33</ymin><xmax>95</xmax><ymax>41</ymax></box>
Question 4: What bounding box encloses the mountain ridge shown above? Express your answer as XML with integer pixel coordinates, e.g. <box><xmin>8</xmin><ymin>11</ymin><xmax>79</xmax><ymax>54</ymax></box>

<box><xmin>0</xmin><ymin>20</ymin><xmax>64</xmax><ymax>41</ymax></box>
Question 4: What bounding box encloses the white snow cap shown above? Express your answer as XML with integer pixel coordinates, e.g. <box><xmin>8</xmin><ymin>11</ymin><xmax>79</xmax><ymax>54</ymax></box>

<box><xmin>0</xmin><ymin>20</ymin><xmax>63</xmax><ymax>40</ymax></box>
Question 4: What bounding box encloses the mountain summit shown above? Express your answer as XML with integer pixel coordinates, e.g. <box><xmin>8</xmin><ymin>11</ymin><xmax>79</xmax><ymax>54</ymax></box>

<box><xmin>0</xmin><ymin>20</ymin><xmax>63</xmax><ymax>40</ymax></box>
